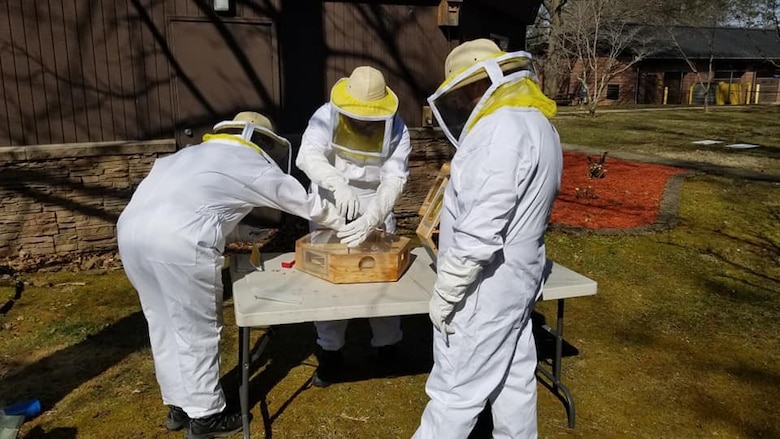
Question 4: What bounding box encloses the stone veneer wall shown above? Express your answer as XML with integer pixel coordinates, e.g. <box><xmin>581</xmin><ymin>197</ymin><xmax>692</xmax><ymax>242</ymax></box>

<box><xmin>0</xmin><ymin>131</ymin><xmax>451</xmax><ymax>262</ymax></box>
<box><xmin>0</xmin><ymin>140</ymin><xmax>176</xmax><ymax>260</ymax></box>
<box><xmin>394</xmin><ymin>129</ymin><xmax>452</xmax><ymax>233</ymax></box>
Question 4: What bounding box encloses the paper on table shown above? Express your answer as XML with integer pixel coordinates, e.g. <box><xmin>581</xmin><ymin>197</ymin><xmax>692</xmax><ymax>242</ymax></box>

<box><xmin>251</xmin><ymin>287</ymin><xmax>302</xmax><ymax>305</ymax></box>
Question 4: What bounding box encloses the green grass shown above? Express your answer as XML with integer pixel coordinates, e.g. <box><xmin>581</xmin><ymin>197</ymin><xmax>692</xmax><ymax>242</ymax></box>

<box><xmin>538</xmin><ymin>174</ymin><xmax>779</xmax><ymax>437</ymax></box>
<box><xmin>554</xmin><ymin>106</ymin><xmax>780</xmax><ymax>164</ymax></box>
<box><xmin>2</xmin><ymin>108</ymin><xmax>779</xmax><ymax>438</ymax></box>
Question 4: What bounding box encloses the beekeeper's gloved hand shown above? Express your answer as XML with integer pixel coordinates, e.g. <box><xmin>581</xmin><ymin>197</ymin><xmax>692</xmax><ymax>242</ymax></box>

<box><xmin>303</xmin><ymin>152</ymin><xmax>360</xmax><ymax>221</ymax></box>
<box><xmin>429</xmin><ymin>251</ymin><xmax>482</xmax><ymax>343</ymax></box>
<box><xmin>311</xmin><ymin>199</ymin><xmax>347</xmax><ymax>231</ymax></box>
<box><xmin>429</xmin><ymin>292</ymin><xmax>456</xmax><ymax>336</ymax></box>
<box><xmin>330</xmin><ymin>180</ymin><xmax>360</xmax><ymax>221</ymax></box>
<box><xmin>336</xmin><ymin>176</ymin><xmax>404</xmax><ymax>248</ymax></box>
<box><xmin>337</xmin><ymin>211</ymin><xmax>381</xmax><ymax>248</ymax></box>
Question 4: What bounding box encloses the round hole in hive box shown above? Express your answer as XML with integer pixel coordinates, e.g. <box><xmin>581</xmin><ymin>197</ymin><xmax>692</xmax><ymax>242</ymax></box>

<box><xmin>359</xmin><ymin>256</ymin><xmax>376</xmax><ymax>270</ymax></box>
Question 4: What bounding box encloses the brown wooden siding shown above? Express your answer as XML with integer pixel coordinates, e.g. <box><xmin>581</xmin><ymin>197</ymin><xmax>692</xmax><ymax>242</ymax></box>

<box><xmin>0</xmin><ymin>0</ymin><xmax>459</xmax><ymax>147</ymax></box>
<box><xmin>322</xmin><ymin>3</ymin><xmax>452</xmax><ymax>128</ymax></box>
<box><xmin>1</xmin><ymin>0</ymin><xmax>179</xmax><ymax>146</ymax></box>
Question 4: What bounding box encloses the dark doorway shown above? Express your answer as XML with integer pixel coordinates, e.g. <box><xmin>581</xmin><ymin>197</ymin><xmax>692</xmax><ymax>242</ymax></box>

<box><xmin>639</xmin><ymin>73</ymin><xmax>659</xmax><ymax>104</ymax></box>
<box><xmin>663</xmin><ymin>72</ymin><xmax>683</xmax><ymax>105</ymax></box>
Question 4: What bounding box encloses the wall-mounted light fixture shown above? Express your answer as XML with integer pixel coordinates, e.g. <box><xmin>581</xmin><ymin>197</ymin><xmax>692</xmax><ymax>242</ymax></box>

<box><xmin>214</xmin><ymin>0</ymin><xmax>230</xmax><ymax>12</ymax></box>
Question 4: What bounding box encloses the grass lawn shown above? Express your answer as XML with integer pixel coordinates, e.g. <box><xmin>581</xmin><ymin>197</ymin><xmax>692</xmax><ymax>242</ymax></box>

<box><xmin>1</xmin><ymin>107</ymin><xmax>778</xmax><ymax>438</ymax></box>
<box><xmin>554</xmin><ymin>105</ymin><xmax>780</xmax><ymax>178</ymax></box>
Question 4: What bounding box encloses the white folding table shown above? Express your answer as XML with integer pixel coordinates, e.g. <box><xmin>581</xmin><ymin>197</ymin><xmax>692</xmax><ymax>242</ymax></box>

<box><xmin>230</xmin><ymin>247</ymin><xmax>596</xmax><ymax>438</ymax></box>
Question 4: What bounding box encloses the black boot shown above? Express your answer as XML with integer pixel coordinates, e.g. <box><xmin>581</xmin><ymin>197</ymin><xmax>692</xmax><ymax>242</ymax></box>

<box><xmin>187</xmin><ymin>411</ymin><xmax>243</xmax><ymax>439</ymax></box>
<box><xmin>375</xmin><ymin>344</ymin><xmax>400</xmax><ymax>377</ymax></box>
<box><xmin>312</xmin><ymin>348</ymin><xmax>343</xmax><ymax>388</ymax></box>
<box><xmin>165</xmin><ymin>405</ymin><xmax>189</xmax><ymax>431</ymax></box>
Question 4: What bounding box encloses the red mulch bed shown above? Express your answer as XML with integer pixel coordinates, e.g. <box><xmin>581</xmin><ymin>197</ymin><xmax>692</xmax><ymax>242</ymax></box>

<box><xmin>550</xmin><ymin>152</ymin><xmax>686</xmax><ymax>230</ymax></box>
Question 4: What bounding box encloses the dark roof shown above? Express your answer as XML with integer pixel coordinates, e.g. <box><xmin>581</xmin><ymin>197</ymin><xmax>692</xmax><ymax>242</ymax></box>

<box><xmin>642</xmin><ymin>26</ymin><xmax>780</xmax><ymax>60</ymax></box>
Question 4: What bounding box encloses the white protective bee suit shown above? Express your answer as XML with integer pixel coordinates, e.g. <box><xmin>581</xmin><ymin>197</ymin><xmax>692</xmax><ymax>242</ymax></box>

<box><xmin>296</xmin><ymin>66</ymin><xmax>411</xmax><ymax>352</ymax></box>
<box><xmin>413</xmin><ymin>40</ymin><xmax>563</xmax><ymax>438</ymax></box>
<box><xmin>117</xmin><ymin>113</ymin><xmax>343</xmax><ymax>419</ymax></box>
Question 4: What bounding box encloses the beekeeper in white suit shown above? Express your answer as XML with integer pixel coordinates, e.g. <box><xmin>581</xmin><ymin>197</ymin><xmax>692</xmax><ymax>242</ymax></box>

<box><xmin>117</xmin><ymin>112</ymin><xmax>343</xmax><ymax>439</ymax></box>
<box><xmin>413</xmin><ymin>39</ymin><xmax>562</xmax><ymax>438</ymax></box>
<box><xmin>296</xmin><ymin>66</ymin><xmax>411</xmax><ymax>387</ymax></box>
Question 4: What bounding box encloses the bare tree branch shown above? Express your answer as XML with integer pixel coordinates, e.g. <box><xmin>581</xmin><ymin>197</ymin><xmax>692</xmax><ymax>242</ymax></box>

<box><xmin>558</xmin><ymin>0</ymin><xmax>663</xmax><ymax>115</ymax></box>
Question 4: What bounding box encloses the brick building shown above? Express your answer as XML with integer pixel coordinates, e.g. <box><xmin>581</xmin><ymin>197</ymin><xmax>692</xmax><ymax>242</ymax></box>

<box><xmin>561</xmin><ymin>26</ymin><xmax>780</xmax><ymax>107</ymax></box>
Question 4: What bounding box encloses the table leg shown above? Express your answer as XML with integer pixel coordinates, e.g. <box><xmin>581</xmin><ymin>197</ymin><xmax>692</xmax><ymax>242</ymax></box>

<box><xmin>239</xmin><ymin>326</ymin><xmax>273</xmax><ymax>439</ymax></box>
<box><xmin>554</xmin><ymin>299</ymin><xmax>576</xmax><ymax>428</ymax></box>
<box><xmin>535</xmin><ymin>299</ymin><xmax>576</xmax><ymax>428</ymax></box>
<box><xmin>240</xmin><ymin>326</ymin><xmax>251</xmax><ymax>439</ymax></box>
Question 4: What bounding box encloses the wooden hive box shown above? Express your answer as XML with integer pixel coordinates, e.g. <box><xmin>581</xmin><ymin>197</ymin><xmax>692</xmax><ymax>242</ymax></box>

<box><xmin>294</xmin><ymin>231</ymin><xmax>413</xmax><ymax>284</ymax></box>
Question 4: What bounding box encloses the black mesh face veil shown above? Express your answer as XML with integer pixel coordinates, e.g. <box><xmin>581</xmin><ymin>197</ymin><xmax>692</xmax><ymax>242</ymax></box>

<box><xmin>212</xmin><ymin>122</ymin><xmax>291</xmax><ymax>172</ymax></box>
<box><xmin>252</xmin><ymin>131</ymin><xmax>291</xmax><ymax>172</ymax></box>
<box><xmin>427</xmin><ymin>51</ymin><xmax>539</xmax><ymax>147</ymax></box>
<box><xmin>429</xmin><ymin>69</ymin><xmax>490</xmax><ymax>143</ymax></box>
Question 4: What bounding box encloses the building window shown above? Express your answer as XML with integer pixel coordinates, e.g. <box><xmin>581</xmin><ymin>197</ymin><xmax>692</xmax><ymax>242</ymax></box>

<box><xmin>606</xmin><ymin>84</ymin><xmax>620</xmax><ymax>100</ymax></box>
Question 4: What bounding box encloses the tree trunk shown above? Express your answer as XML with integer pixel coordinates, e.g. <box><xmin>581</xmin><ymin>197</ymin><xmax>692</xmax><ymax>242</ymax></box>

<box><xmin>543</xmin><ymin>0</ymin><xmax>565</xmax><ymax>97</ymax></box>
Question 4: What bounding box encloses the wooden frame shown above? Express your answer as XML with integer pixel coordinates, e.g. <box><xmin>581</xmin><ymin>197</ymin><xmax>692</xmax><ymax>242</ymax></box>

<box><xmin>416</xmin><ymin>162</ymin><xmax>450</xmax><ymax>257</ymax></box>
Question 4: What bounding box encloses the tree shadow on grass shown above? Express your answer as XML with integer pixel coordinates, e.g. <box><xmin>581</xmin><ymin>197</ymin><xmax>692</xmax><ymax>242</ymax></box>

<box><xmin>0</xmin><ymin>312</ymin><xmax>149</xmax><ymax>414</ymax></box>
<box><xmin>218</xmin><ymin>310</ymin><xmax>582</xmax><ymax>438</ymax></box>
<box><xmin>220</xmin><ymin>314</ymin><xmax>435</xmax><ymax>439</ymax></box>
<box><xmin>609</xmin><ymin>273</ymin><xmax>780</xmax><ymax>438</ymax></box>
<box><xmin>219</xmin><ymin>322</ymin><xmax>316</xmax><ymax>427</ymax></box>
<box><xmin>20</xmin><ymin>426</ymin><xmax>78</xmax><ymax>439</ymax></box>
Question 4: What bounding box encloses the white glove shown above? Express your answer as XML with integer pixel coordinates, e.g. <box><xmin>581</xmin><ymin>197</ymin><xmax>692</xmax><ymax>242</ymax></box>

<box><xmin>337</xmin><ymin>176</ymin><xmax>405</xmax><ymax>248</ymax></box>
<box><xmin>428</xmin><ymin>251</ymin><xmax>483</xmax><ymax>337</ymax></box>
<box><xmin>337</xmin><ymin>211</ymin><xmax>381</xmax><ymax>248</ymax></box>
<box><xmin>429</xmin><ymin>292</ymin><xmax>456</xmax><ymax>336</ymax></box>
<box><xmin>311</xmin><ymin>199</ymin><xmax>346</xmax><ymax>231</ymax></box>
<box><xmin>330</xmin><ymin>180</ymin><xmax>360</xmax><ymax>221</ymax></box>
<box><xmin>296</xmin><ymin>147</ymin><xmax>360</xmax><ymax>221</ymax></box>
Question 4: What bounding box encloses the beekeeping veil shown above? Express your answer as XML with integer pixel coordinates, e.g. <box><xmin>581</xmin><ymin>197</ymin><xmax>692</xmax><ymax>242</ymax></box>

<box><xmin>427</xmin><ymin>39</ymin><xmax>557</xmax><ymax>148</ymax></box>
<box><xmin>329</xmin><ymin>66</ymin><xmax>398</xmax><ymax>162</ymax></box>
<box><xmin>210</xmin><ymin>111</ymin><xmax>292</xmax><ymax>172</ymax></box>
